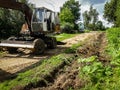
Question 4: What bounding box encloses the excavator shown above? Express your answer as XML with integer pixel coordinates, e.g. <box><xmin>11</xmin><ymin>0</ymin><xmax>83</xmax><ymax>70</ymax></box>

<box><xmin>0</xmin><ymin>0</ymin><xmax>59</xmax><ymax>54</ymax></box>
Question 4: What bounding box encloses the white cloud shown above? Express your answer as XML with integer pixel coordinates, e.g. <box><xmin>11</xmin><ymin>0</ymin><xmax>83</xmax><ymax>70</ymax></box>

<box><xmin>29</xmin><ymin>0</ymin><xmax>67</xmax><ymax>12</ymax></box>
<box><xmin>79</xmin><ymin>0</ymin><xmax>113</xmax><ymax>27</ymax></box>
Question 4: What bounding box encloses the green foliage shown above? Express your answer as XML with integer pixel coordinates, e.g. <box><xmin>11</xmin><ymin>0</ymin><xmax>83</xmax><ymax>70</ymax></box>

<box><xmin>82</xmin><ymin>11</ymin><xmax>90</xmax><ymax>29</ymax></box>
<box><xmin>0</xmin><ymin>0</ymin><xmax>33</xmax><ymax>39</ymax></box>
<box><xmin>0</xmin><ymin>51</ymin><xmax>6</xmax><ymax>57</ymax></box>
<box><xmin>78</xmin><ymin>56</ymin><xmax>113</xmax><ymax>90</ymax></box>
<box><xmin>78</xmin><ymin>28</ymin><xmax>120</xmax><ymax>89</ymax></box>
<box><xmin>62</xmin><ymin>0</ymin><xmax>80</xmax><ymax>21</ymax></box>
<box><xmin>60</xmin><ymin>22</ymin><xmax>75</xmax><ymax>33</ymax></box>
<box><xmin>115</xmin><ymin>0</ymin><xmax>120</xmax><ymax>26</ymax></box>
<box><xmin>55</xmin><ymin>33</ymin><xmax>78</xmax><ymax>41</ymax></box>
<box><xmin>60</xmin><ymin>7</ymin><xmax>74</xmax><ymax>24</ymax></box>
<box><xmin>65</xmin><ymin>43</ymin><xmax>81</xmax><ymax>53</ymax></box>
<box><xmin>104</xmin><ymin>0</ymin><xmax>120</xmax><ymax>27</ymax></box>
<box><xmin>104</xmin><ymin>0</ymin><xmax>117</xmax><ymax>22</ymax></box>
<box><xmin>106</xmin><ymin>28</ymin><xmax>120</xmax><ymax>66</ymax></box>
<box><xmin>60</xmin><ymin>0</ymin><xmax>81</xmax><ymax>30</ymax></box>
<box><xmin>96</xmin><ymin>21</ymin><xmax>106</xmax><ymax>31</ymax></box>
<box><xmin>84</xmin><ymin>29</ymin><xmax>90</xmax><ymax>33</ymax></box>
<box><xmin>83</xmin><ymin>5</ymin><xmax>100</xmax><ymax>30</ymax></box>
<box><xmin>60</xmin><ymin>7</ymin><xmax>75</xmax><ymax>33</ymax></box>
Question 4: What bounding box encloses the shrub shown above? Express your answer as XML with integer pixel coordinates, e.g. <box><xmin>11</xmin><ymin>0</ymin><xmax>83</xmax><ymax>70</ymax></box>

<box><xmin>61</xmin><ymin>22</ymin><xmax>75</xmax><ymax>33</ymax></box>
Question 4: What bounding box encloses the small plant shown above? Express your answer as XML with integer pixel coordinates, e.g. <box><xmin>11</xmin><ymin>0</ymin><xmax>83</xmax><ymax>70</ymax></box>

<box><xmin>61</xmin><ymin>22</ymin><xmax>75</xmax><ymax>33</ymax></box>
<box><xmin>84</xmin><ymin>29</ymin><xmax>90</xmax><ymax>33</ymax></box>
<box><xmin>78</xmin><ymin>28</ymin><xmax>120</xmax><ymax>90</ymax></box>
<box><xmin>55</xmin><ymin>33</ymin><xmax>78</xmax><ymax>41</ymax></box>
<box><xmin>0</xmin><ymin>51</ymin><xmax>6</xmax><ymax>57</ymax></box>
<box><xmin>65</xmin><ymin>43</ymin><xmax>81</xmax><ymax>53</ymax></box>
<box><xmin>78</xmin><ymin>56</ymin><xmax>113</xmax><ymax>89</ymax></box>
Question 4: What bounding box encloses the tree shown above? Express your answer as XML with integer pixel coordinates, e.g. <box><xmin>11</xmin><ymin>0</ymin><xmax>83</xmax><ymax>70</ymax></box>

<box><xmin>0</xmin><ymin>0</ymin><xmax>33</xmax><ymax>38</ymax></box>
<box><xmin>60</xmin><ymin>0</ymin><xmax>81</xmax><ymax>30</ymax></box>
<box><xmin>115</xmin><ymin>0</ymin><xmax>120</xmax><ymax>26</ymax></box>
<box><xmin>60</xmin><ymin>7</ymin><xmax>74</xmax><ymax>24</ymax></box>
<box><xmin>83</xmin><ymin>5</ymin><xmax>99</xmax><ymax>30</ymax></box>
<box><xmin>82</xmin><ymin>11</ymin><xmax>91</xmax><ymax>29</ymax></box>
<box><xmin>59</xmin><ymin>7</ymin><xmax>74</xmax><ymax>33</ymax></box>
<box><xmin>103</xmin><ymin>0</ymin><xmax>120</xmax><ymax>27</ymax></box>
<box><xmin>96</xmin><ymin>21</ymin><xmax>105</xmax><ymax>30</ymax></box>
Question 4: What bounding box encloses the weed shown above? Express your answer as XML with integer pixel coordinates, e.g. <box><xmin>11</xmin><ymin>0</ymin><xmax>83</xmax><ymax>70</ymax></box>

<box><xmin>0</xmin><ymin>51</ymin><xmax>6</xmax><ymax>57</ymax></box>
<box><xmin>78</xmin><ymin>56</ymin><xmax>113</xmax><ymax>89</ymax></box>
<box><xmin>78</xmin><ymin>28</ymin><xmax>120</xmax><ymax>90</ymax></box>
<box><xmin>55</xmin><ymin>33</ymin><xmax>79</xmax><ymax>41</ymax></box>
<box><xmin>65</xmin><ymin>43</ymin><xmax>81</xmax><ymax>53</ymax></box>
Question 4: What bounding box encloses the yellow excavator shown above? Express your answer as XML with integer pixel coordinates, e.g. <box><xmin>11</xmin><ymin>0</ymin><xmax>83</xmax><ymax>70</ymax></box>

<box><xmin>0</xmin><ymin>0</ymin><xmax>60</xmax><ymax>54</ymax></box>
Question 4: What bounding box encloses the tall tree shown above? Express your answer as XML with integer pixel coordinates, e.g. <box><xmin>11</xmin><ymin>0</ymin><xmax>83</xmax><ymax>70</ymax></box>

<box><xmin>0</xmin><ymin>0</ymin><xmax>32</xmax><ymax>38</ymax></box>
<box><xmin>60</xmin><ymin>7</ymin><xmax>74</xmax><ymax>24</ymax></box>
<box><xmin>83</xmin><ymin>5</ymin><xmax>99</xmax><ymax>30</ymax></box>
<box><xmin>82</xmin><ymin>11</ymin><xmax>91</xmax><ymax>29</ymax></box>
<box><xmin>96</xmin><ymin>21</ymin><xmax>105</xmax><ymax>30</ymax></box>
<box><xmin>104</xmin><ymin>0</ymin><xmax>119</xmax><ymax>26</ymax></box>
<box><xmin>114</xmin><ymin>0</ymin><xmax>120</xmax><ymax>26</ymax></box>
<box><xmin>60</xmin><ymin>0</ymin><xmax>81</xmax><ymax>29</ymax></box>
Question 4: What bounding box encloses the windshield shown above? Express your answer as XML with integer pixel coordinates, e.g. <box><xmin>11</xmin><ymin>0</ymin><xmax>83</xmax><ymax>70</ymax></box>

<box><xmin>33</xmin><ymin>9</ymin><xmax>44</xmax><ymax>22</ymax></box>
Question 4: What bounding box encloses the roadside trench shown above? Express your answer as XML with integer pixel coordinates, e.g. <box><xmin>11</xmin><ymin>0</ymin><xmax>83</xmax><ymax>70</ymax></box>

<box><xmin>29</xmin><ymin>32</ymin><xmax>108</xmax><ymax>90</ymax></box>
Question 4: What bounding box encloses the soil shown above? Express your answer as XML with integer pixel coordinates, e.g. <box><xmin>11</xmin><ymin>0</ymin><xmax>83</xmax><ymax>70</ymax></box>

<box><xmin>0</xmin><ymin>32</ymin><xmax>98</xmax><ymax>82</ymax></box>
<box><xmin>28</xmin><ymin>31</ymin><xmax>108</xmax><ymax>90</ymax></box>
<box><xmin>0</xmin><ymin>31</ymin><xmax>108</xmax><ymax>90</ymax></box>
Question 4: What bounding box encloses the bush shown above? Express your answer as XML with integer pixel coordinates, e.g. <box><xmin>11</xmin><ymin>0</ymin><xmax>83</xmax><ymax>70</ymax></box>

<box><xmin>84</xmin><ymin>29</ymin><xmax>90</xmax><ymax>33</ymax></box>
<box><xmin>61</xmin><ymin>22</ymin><xmax>75</xmax><ymax>33</ymax></box>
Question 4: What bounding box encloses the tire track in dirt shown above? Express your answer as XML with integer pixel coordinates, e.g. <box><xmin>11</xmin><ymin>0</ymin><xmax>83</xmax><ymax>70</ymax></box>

<box><xmin>31</xmin><ymin>32</ymin><xmax>107</xmax><ymax>90</ymax></box>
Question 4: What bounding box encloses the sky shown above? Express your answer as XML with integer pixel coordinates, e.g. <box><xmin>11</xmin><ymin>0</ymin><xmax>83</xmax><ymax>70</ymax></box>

<box><xmin>29</xmin><ymin>0</ymin><xmax>67</xmax><ymax>12</ymax></box>
<box><xmin>29</xmin><ymin>0</ymin><xmax>112</xmax><ymax>27</ymax></box>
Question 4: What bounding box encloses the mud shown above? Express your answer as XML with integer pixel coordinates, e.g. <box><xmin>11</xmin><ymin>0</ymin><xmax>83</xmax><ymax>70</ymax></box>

<box><xmin>0</xmin><ymin>32</ymin><xmax>97</xmax><ymax>82</ymax></box>
<box><xmin>30</xmin><ymin>32</ymin><xmax>108</xmax><ymax>90</ymax></box>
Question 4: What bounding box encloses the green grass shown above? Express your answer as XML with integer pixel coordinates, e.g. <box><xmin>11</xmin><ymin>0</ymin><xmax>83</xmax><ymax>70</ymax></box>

<box><xmin>77</xmin><ymin>28</ymin><xmax>120</xmax><ymax>90</ymax></box>
<box><xmin>0</xmin><ymin>51</ymin><xmax>6</xmax><ymax>57</ymax></box>
<box><xmin>65</xmin><ymin>42</ymin><xmax>81</xmax><ymax>53</ymax></box>
<box><xmin>0</xmin><ymin>54</ymin><xmax>74</xmax><ymax>90</ymax></box>
<box><xmin>55</xmin><ymin>33</ymin><xmax>79</xmax><ymax>41</ymax></box>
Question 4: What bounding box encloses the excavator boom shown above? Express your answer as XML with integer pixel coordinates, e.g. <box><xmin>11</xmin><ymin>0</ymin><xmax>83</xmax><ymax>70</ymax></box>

<box><xmin>0</xmin><ymin>0</ymin><xmax>33</xmax><ymax>34</ymax></box>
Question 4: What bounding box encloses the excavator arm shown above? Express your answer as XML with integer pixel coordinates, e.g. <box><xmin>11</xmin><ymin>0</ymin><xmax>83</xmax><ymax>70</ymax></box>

<box><xmin>0</xmin><ymin>0</ymin><xmax>33</xmax><ymax>34</ymax></box>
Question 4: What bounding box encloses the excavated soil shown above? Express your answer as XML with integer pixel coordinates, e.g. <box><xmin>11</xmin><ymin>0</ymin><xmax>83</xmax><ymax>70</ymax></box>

<box><xmin>28</xmin><ymin>32</ymin><xmax>108</xmax><ymax>90</ymax></box>
<box><xmin>0</xmin><ymin>32</ymin><xmax>98</xmax><ymax>82</ymax></box>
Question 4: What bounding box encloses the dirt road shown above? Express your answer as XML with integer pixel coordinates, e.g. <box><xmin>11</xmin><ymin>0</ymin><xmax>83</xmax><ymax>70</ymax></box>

<box><xmin>31</xmin><ymin>31</ymin><xmax>107</xmax><ymax>90</ymax></box>
<box><xmin>0</xmin><ymin>32</ymin><xmax>99</xmax><ymax>81</ymax></box>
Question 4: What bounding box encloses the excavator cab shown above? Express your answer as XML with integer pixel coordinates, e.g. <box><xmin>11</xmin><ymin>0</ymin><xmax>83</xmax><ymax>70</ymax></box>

<box><xmin>0</xmin><ymin>1</ymin><xmax>57</xmax><ymax>54</ymax></box>
<box><xmin>21</xmin><ymin>7</ymin><xmax>55</xmax><ymax>35</ymax></box>
<box><xmin>32</xmin><ymin>7</ymin><xmax>55</xmax><ymax>33</ymax></box>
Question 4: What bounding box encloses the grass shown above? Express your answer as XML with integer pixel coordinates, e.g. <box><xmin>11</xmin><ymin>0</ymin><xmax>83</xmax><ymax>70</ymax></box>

<box><xmin>64</xmin><ymin>42</ymin><xmax>81</xmax><ymax>53</ymax></box>
<box><xmin>77</xmin><ymin>28</ymin><xmax>120</xmax><ymax>90</ymax></box>
<box><xmin>0</xmin><ymin>51</ymin><xmax>6</xmax><ymax>57</ymax></box>
<box><xmin>0</xmin><ymin>54</ymin><xmax>74</xmax><ymax>90</ymax></box>
<box><xmin>0</xmin><ymin>33</ymin><xmax>80</xmax><ymax>90</ymax></box>
<box><xmin>55</xmin><ymin>33</ymin><xmax>79</xmax><ymax>41</ymax></box>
